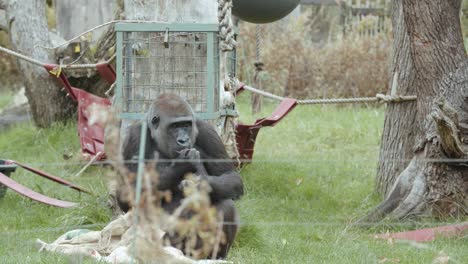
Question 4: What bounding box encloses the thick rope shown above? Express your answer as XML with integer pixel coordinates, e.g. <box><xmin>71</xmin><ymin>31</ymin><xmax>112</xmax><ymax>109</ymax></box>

<box><xmin>0</xmin><ymin>45</ymin><xmax>44</xmax><ymax>67</ymax></box>
<box><xmin>218</xmin><ymin>0</ymin><xmax>237</xmax><ymax>51</ymax></box>
<box><xmin>218</xmin><ymin>0</ymin><xmax>240</xmax><ymax>162</ymax></box>
<box><xmin>255</xmin><ymin>25</ymin><xmax>261</xmax><ymax>63</ymax></box>
<box><xmin>241</xmin><ymin>85</ymin><xmax>417</xmax><ymax>104</ymax></box>
<box><xmin>0</xmin><ymin>45</ymin><xmax>115</xmax><ymax>70</ymax></box>
<box><xmin>298</xmin><ymin>97</ymin><xmax>381</xmax><ymax>104</ymax></box>
<box><xmin>242</xmin><ymin>85</ymin><xmax>284</xmax><ymax>101</ymax></box>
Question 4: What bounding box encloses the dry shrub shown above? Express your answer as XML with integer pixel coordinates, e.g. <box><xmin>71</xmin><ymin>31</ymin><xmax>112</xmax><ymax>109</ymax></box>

<box><xmin>236</xmin><ymin>12</ymin><xmax>392</xmax><ymax>99</ymax></box>
<box><xmin>102</xmin><ymin>107</ymin><xmax>224</xmax><ymax>262</ymax></box>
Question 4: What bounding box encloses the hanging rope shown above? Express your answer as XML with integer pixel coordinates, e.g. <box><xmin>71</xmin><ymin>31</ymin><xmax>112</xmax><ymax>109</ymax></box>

<box><xmin>218</xmin><ymin>0</ymin><xmax>241</xmax><ymax>163</ymax></box>
<box><xmin>251</xmin><ymin>25</ymin><xmax>265</xmax><ymax>115</ymax></box>
<box><xmin>240</xmin><ymin>84</ymin><xmax>417</xmax><ymax>104</ymax></box>
<box><xmin>255</xmin><ymin>25</ymin><xmax>261</xmax><ymax>63</ymax></box>
<box><xmin>218</xmin><ymin>0</ymin><xmax>237</xmax><ymax>51</ymax></box>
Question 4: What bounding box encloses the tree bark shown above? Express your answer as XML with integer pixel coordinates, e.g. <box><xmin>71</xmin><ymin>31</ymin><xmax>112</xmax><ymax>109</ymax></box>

<box><xmin>5</xmin><ymin>0</ymin><xmax>74</xmax><ymax>127</ymax></box>
<box><xmin>123</xmin><ymin>0</ymin><xmax>217</xmax><ymax>23</ymax></box>
<box><xmin>375</xmin><ymin>0</ymin><xmax>418</xmax><ymax>196</ymax></box>
<box><xmin>366</xmin><ymin>0</ymin><xmax>468</xmax><ymax>222</ymax></box>
<box><xmin>56</xmin><ymin>0</ymin><xmax>115</xmax><ymax>41</ymax></box>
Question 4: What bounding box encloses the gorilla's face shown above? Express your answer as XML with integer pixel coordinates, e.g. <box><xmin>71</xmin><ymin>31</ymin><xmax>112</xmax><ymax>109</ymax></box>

<box><xmin>147</xmin><ymin>94</ymin><xmax>198</xmax><ymax>159</ymax></box>
<box><xmin>156</xmin><ymin>116</ymin><xmax>195</xmax><ymax>158</ymax></box>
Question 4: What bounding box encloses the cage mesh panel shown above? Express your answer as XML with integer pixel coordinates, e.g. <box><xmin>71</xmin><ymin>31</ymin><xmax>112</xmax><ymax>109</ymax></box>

<box><xmin>122</xmin><ymin>31</ymin><xmax>218</xmax><ymax>114</ymax></box>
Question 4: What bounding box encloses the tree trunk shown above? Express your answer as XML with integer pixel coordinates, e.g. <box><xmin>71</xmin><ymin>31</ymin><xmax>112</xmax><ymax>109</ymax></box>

<box><xmin>366</xmin><ymin>0</ymin><xmax>468</xmax><ymax>222</ymax></box>
<box><xmin>124</xmin><ymin>0</ymin><xmax>217</xmax><ymax>23</ymax></box>
<box><xmin>5</xmin><ymin>0</ymin><xmax>74</xmax><ymax>127</ymax></box>
<box><xmin>56</xmin><ymin>0</ymin><xmax>115</xmax><ymax>41</ymax></box>
<box><xmin>375</xmin><ymin>0</ymin><xmax>421</xmax><ymax>196</ymax></box>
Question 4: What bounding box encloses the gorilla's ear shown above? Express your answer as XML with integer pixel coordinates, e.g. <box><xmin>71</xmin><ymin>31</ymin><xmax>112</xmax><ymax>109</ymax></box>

<box><xmin>151</xmin><ymin>115</ymin><xmax>160</xmax><ymax>128</ymax></box>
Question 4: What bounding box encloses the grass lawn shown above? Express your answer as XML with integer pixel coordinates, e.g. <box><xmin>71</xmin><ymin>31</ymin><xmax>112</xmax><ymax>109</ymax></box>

<box><xmin>0</xmin><ymin>95</ymin><xmax>466</xmax><ymax>263</ymax></box>
<box><xmin>0</xmin><ymin>89</ymin><xmax>14</xmax><ymax>110</ymax></box>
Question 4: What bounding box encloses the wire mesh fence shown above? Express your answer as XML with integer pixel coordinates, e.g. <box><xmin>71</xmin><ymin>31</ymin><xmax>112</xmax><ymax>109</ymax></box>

<box><xmin>118</xmin><ymin>24</ymin><xmax>220</xmax><ymax>119</ymax></box>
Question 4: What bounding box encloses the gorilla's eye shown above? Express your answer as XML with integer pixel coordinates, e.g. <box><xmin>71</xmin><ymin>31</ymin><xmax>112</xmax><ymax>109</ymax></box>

<box><xmin>151</xmin><ymin>116</ymin><xmax>160</xmax><ymax>126</ymax></box>
<box><xmin>171</xmin><ymin>121</ymin><xmax>191</xmax><ymax>129</ymax></box>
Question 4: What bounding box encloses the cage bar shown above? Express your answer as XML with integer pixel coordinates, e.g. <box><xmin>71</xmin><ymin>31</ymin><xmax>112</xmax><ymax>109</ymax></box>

<box><xmin>115</xmin><ymin>23</ymin><xmax>220</xmax><ymax>120</ymax></box>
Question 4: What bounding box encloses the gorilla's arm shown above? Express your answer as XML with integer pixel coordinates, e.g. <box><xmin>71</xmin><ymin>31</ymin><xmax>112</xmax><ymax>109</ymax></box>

<box><xmin>204</xmin><ymin>171</ymin><xmax>243</xmax><ymax>201</ymax></box>
<box><xmin>195</xmin><ymin>120</ymin><xmax>244</xmax><ymax>201</ymax></box>
<box><xmin>156</xmin><ymin>162</ymin><xmax>195</xmax><ymax>190</ymax></box>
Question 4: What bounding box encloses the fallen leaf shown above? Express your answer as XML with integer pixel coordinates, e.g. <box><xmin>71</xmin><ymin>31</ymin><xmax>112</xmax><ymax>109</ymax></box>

<box><xmin>432</xmin><ymin>251</ymin><xmax>449</xmax><ymax>264</ymax></box>
<box><xmin>295</xmin><ymin>178</ymin><xmax>303</xmax><ymax>186</ymax></box>
<box><xmin>378</xmin><ymin>257</ymin><xmax>400</xmax><ymax>263</ymax></box>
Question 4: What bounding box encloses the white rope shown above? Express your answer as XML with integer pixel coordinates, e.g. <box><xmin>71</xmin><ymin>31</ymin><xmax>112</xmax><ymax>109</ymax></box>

<box><xmin>60</xmin><ymin>54</ymin><xmax>116</xmax><ymax>69</ymax></box>
<box><xmin>218</xmin><ymin>0</ymin><xmax>237</xmax><ymax>51</ymax></box>
<box><xmin>0</xmin><ymin>45</ymin><xmax>44</xmax><ymax>67</ymax></box>
<box><xmin>36</xmin><ymin>20</ymin><xmax>170</xmax><ymax>50</ymax></box>
<box><xmin>297</xmin><ymin>97</ymin><xmax>380</xmax><ymax>104</ymax></box>
<box><xmin>0</xmin><ymin>45</ymin><xmax>115</xmax><ymax>70</ymax></box>
<box><xmin>241</xmin><ymin>85</ymin><xmax>417</xmax><ymax>104</ymax></box>
<box><xmin>242</xmin><ymin>85</ymin><xmax>284</xmax><ymax>101</ymax></box>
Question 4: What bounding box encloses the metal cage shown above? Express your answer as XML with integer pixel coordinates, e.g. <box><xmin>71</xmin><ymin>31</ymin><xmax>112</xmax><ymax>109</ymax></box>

<box><xmin>115</xmin><ymin>23</ymin><xmax>220</xmax><ymax>120</ymax></box>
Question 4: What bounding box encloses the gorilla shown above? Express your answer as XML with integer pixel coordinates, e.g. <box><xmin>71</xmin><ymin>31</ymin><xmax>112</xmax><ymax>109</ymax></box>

<box><xmin>118</xmin><ymin>93</ymin><xmax>243</xmax><ymax>259</ymax></box>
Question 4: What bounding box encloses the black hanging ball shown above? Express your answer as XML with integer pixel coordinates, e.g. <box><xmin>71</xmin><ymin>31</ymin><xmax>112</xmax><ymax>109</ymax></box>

<box><xmin>232</xmin><ymin>0</ymin><xmax>301</xmax><ymax>24</ymax></box>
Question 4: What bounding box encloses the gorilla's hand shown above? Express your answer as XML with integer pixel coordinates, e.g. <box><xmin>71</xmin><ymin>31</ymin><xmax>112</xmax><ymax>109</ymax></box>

<box><xmin>178</xmin><ymin>148</ymin><xmax>207</xmax><ymax>176</ymax></box>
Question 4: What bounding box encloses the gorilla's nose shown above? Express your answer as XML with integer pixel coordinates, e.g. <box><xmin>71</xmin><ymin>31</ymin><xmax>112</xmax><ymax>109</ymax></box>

<box><xmin>177</xmin><ymin>138</ymin><xmax>190</xmax><ymax>147</ymax></box>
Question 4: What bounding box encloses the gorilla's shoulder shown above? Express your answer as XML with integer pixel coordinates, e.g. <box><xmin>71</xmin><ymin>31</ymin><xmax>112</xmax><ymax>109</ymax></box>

<box><xmin>125</xmin><ymin>123</ymin><xmax>144</xmax><ymax>144</ymax></box>
<box><xmin>195</xmin><ymin>119</ymin><xmax>218</xmax><ymax>137</ymax></box>
<box><xmin>194</xmin><ymin>119</ymin><xmax>228</xmax><ymax>158</ymax></box>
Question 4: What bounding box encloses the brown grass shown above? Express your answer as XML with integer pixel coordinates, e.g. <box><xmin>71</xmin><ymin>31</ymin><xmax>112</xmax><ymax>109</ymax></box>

<box><xmin>236</xmin><ymin>13</ymin><xmax>392</xmax><ymax>99</ymax></box>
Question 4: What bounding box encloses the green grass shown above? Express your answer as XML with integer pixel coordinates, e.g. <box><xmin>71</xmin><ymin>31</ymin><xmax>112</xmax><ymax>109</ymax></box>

<box><xmin>0</xmin><ymin>89</ymin><xmax>14</xmax><ymax>110</ymax></box>
<box><xmin>0</xmin><ymin>96</ymin><xmax>466</xmax><ymax>263</ymax></box>
<box><xmin>0</xmin><ymin>122</ymin><xmax>110</xmax><ymax>263</ymax></box>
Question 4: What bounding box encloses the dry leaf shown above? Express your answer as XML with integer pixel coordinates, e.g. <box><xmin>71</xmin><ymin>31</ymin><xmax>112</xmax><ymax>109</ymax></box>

<box><xmin>295</xmin><ymin>178</ymin><xmax>303</xmax><ymax>186</ymax></box>
<box><xmin>378</xmin><ymin>257</ymin><xmax>400</xmax><ymax>263</ymax></box>
<box><xmin>432</xmin><ymin>251</ymin><xmax>449</xmax><ymax>264</ymax></box>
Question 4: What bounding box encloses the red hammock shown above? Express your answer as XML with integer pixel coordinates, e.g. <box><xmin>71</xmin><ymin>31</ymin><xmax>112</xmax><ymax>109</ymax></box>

<box><xmin>235</xmin><ymin>83</ymin><xmax>297</xmax><ymax>162</ymax></box>
<box><xmin>44</xmin><ymin>63</ymin><xmax>114</xmax><ymax>161</ymax></box>
<box><xmin>0</xmin><ymin>159</ymin><xmax>90</xmax><ymax>208</ymax></box>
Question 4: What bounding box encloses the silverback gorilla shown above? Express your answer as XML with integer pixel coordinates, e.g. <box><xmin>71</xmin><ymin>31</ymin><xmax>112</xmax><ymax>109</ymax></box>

<box><xmin>118</xmin><ymin>93</ymin><xmax>243</xmax><ymax>259</ymax></box>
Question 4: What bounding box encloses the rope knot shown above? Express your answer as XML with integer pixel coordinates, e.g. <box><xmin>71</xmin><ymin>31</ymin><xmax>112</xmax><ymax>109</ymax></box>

<box><xmin>254</xmin><ymin>62</ymin><xmax>264</xmax><ymax>71</ymax></box>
